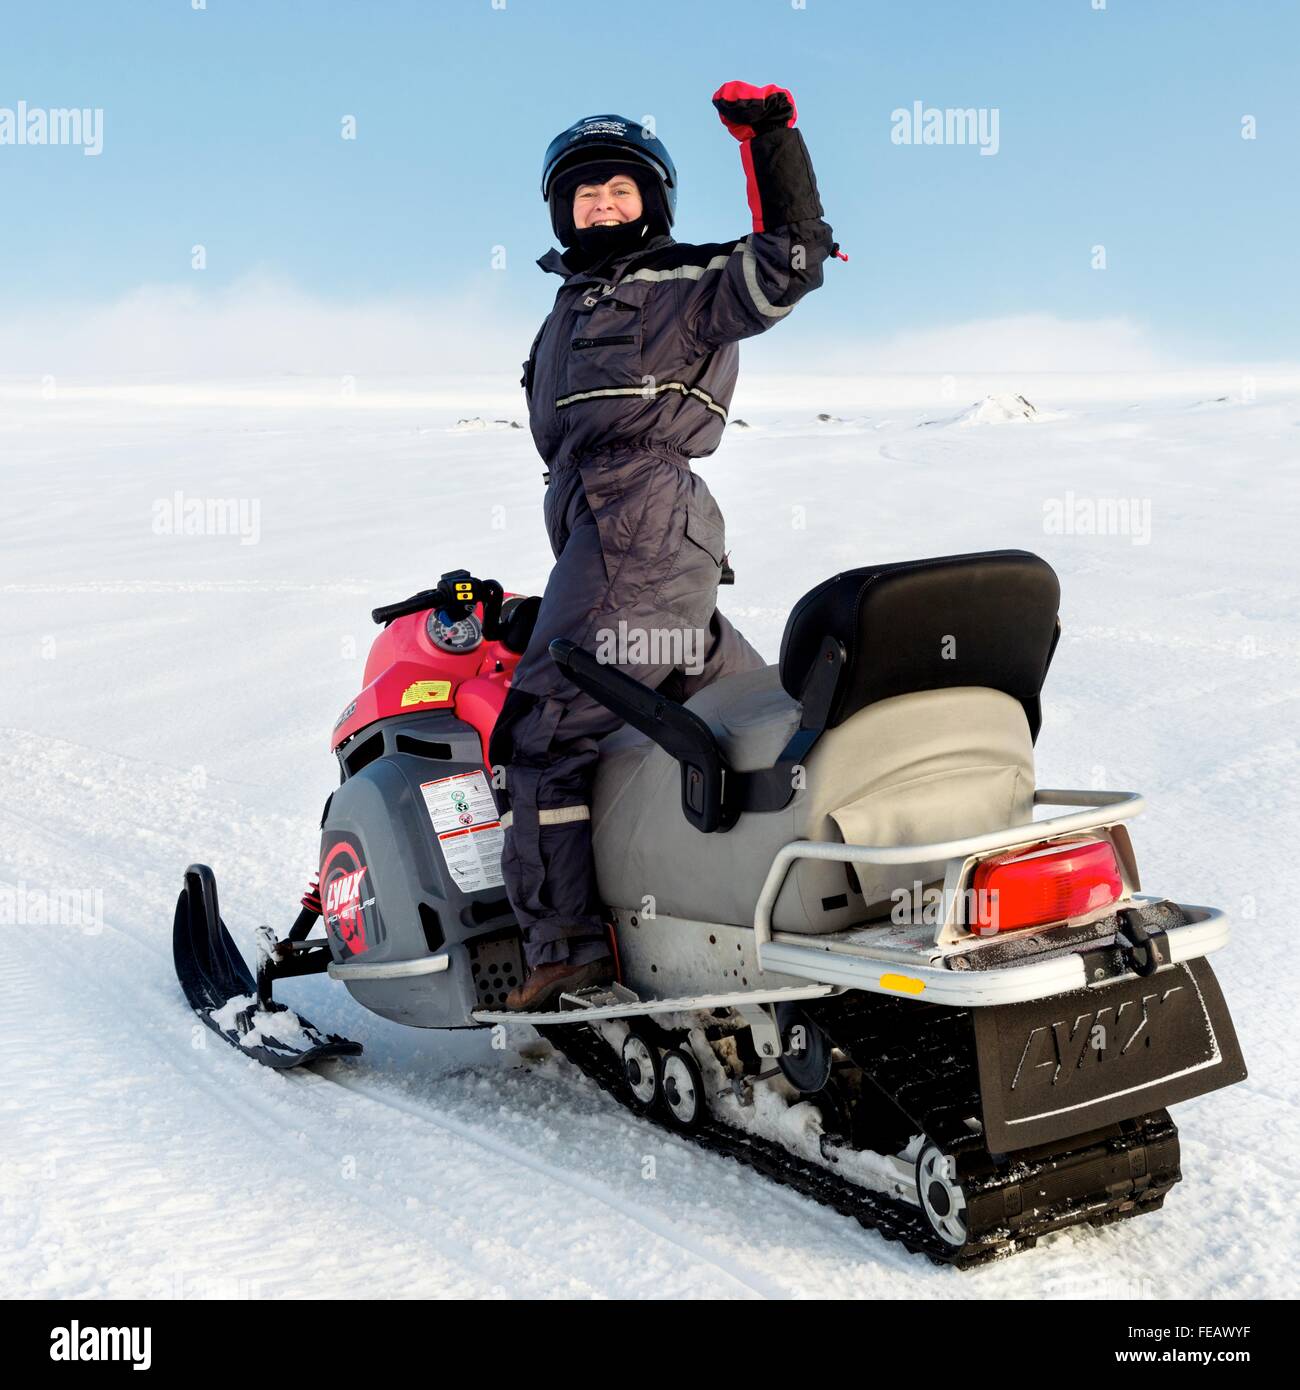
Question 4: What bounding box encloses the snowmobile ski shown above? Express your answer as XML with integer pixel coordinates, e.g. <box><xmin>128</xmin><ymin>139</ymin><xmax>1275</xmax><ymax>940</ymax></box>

<box><xmin>173</xmin><ymin>864</ymin><xmax>362</xmax><ymax>1069</ymax></box>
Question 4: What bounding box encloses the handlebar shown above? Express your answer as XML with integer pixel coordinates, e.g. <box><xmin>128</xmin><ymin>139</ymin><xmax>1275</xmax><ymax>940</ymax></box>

<box><xmin>371</xmin><ymin>570</ymin><xmax>505</xmax><ymax>638</ymax></box>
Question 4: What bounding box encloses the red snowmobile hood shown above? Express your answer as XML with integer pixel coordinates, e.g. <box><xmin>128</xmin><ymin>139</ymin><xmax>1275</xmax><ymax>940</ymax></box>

<box><xmin>331</xmin><ymin>599</ymin><xmax>524</xmax><ymax>757</ymax></box>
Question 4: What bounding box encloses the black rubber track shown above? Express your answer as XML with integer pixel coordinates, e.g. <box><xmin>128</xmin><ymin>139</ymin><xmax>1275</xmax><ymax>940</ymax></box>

<box><xmin>541</xmin><ymin>991</ymin><xmax>1180</xmax><ymax>1269</ymax></box>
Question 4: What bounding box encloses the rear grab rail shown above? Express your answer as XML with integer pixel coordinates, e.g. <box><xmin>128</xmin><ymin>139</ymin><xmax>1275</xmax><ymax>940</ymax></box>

<box><xmin>752</xmin><ymin>788</ymin><xmax>1145</xmax><ymax>952</ymax></box>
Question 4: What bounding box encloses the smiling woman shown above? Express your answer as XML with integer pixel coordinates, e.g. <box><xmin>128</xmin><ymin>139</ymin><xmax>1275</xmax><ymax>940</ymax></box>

<box><xmin>552</xmin><ymin>155</ymin><xmax>664</xmax><ymax>262</ymax></box>
<box><xmin>572</xmin><ymin>173</ymin><xmax>643</xmax><ymax>228</ymax></box>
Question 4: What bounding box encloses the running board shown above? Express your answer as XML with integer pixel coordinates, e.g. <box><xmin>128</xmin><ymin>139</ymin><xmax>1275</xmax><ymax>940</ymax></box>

<box><xmin>473</xmin><ymin>981</ymin><xmax>834</xmax><ymax>1026</ymax></box>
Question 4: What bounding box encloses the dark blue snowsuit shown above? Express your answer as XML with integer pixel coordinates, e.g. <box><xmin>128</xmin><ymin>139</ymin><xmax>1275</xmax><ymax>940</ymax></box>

<box><xmin>492</xmin><ymin>126</ymin><xmax>835</xmax><ymax>969</ymax></box>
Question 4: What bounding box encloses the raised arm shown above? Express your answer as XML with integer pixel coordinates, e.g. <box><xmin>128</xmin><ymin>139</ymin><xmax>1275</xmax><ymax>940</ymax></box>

<box><xmin>676</xmin><ymin>82</ymin><xmax>842</xmax><ymax>357</ymax></box>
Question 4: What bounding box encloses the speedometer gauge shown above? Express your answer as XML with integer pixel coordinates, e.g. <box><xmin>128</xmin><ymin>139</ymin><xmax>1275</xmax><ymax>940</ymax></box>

<box><xmin>426</xmin><ymin>610</ymin><xmax>483</xmax><ymax>653</ymax></box>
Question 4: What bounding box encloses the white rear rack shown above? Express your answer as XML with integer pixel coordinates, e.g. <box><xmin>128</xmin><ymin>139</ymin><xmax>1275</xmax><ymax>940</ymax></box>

<box><xmin>751</xmin><ymin>788</ymin><xmax>1229</xmax><ymax>1005</ymax></box>
<box><xmin>753</xmin><ymin>788</ymin><xmax>1146</xmax><ymax>953</ymax></box>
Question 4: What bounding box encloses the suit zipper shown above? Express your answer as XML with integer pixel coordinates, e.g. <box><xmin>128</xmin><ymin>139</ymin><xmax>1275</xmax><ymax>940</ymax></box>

<box><xmin>572</xmin><ymin>334</ymin><xmax>636</xmax><ymax>350</ymax></box>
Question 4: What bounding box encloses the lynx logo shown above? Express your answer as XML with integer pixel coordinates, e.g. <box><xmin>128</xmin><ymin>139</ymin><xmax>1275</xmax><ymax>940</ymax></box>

<box><xmin>324</xmin><ymin>866</ymin><xmax>373</xmax><ymax>952</ymax></box>
<box><xmin>325</xmin><ymin>869</ymin><xmax>367</xmax><ymax>917</ymax></box>
<box><xmin>1011</xmin><ymin>985</ymin><xmax>1184</xmax><ymax>1089</ymax></box>
<box><xmin>319</xmin><ymin>838</ymin><xmax>382</xmax><ymax>956</ymax></box>
<box><xmin>50</xmin><ymin>1321</ymin><xmax>151</xmax><ymax>1370</ymax></box>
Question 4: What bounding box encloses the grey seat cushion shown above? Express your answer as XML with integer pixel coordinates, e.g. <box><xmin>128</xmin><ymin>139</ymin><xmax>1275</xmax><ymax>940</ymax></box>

<box><xmin>592</xmin><ymin>665</ymin><xmax>1035</xmax><ymax>933</ymax></box>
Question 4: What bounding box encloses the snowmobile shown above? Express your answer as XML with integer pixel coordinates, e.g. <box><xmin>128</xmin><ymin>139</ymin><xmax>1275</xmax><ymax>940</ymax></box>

<box><xmin>174</xmin><ymin>550</ymin><xmax>1246</xmax><ymax>1267</ymax></box>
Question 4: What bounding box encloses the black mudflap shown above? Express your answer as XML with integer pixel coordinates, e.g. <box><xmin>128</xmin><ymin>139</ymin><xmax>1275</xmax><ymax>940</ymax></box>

<box><xmin>973</xmin><ymin>958</ymin><xmax>1247</xmax><ymax>1153</ymax></box>
<box><xmin>814</xmin><ymin>992</ymin><xmax>1186</xmax><ymax>1256</ymax></box>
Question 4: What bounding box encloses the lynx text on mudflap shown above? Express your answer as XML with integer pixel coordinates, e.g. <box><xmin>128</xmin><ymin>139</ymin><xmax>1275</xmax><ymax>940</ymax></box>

<box><xmin>49</xmin><ymin>1322</ymin><xmax>152</xmax><ymax>1371</ymax></box>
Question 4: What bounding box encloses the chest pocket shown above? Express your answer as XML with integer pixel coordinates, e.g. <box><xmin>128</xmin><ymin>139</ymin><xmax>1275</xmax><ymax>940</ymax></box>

<box><xmin>562</xmin><ymin>284</ymin><xmax>647</xmax><ymax>398</ymax></box>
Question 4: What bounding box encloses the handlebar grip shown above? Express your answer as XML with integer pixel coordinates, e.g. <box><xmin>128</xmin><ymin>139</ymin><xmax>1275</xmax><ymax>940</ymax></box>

<box><xmin>371</xmin><ymin>587</ymin><xmax>446</xmax><ymax>626</ymax></box>
<box><xmin>371</xmin><ymin>575</ymin><xmax>505</xmax><ymax>632</ymax></box>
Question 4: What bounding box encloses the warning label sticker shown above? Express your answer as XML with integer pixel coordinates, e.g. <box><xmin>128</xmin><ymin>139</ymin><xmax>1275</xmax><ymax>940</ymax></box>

<box><xmin>419</xmin><ymin>770</ymin><xmax>505</xmax><ymax>894</ymax></box>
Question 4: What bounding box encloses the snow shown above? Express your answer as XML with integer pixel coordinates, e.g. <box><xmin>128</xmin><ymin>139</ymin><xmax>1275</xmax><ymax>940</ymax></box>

<box><xmin>2</xmin><ymin>370</ymin><xmax>1297</xmax><ymax>1299</ymax></box>
<box><xmin>207</xmin><ymin>995</ymin><xmax>325</xmax><ymax>1056</ymax></box>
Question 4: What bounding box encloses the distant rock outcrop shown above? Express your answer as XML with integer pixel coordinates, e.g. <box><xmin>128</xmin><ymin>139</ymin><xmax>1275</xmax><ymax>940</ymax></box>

<box><xmin>955</xmin><ymin>394</ymin><xmax>1039</xmax><ymax>425</ymax></box>
<box><xmin>921</xmin><ymin>394</ymin><xmax>1059</xmax><ymax>427</ymax></box>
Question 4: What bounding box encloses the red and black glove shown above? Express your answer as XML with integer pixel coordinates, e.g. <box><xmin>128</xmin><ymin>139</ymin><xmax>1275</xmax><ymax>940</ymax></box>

<box><xmin>712</xmin><ymin>81</ymin><xmax>798</xmax><ymax>142</ymax></box>
<box><xmin>712</xmin><ymin>81</ymin><xmax>839</xmax><ymax>251</ymax></box>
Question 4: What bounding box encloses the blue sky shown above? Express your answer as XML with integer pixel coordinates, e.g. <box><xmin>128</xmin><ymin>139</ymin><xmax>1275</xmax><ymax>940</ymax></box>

<box><xmin>1</xmin><ymin>0</ymin><xmax>1296</xmax><ymax>366</ymax></box>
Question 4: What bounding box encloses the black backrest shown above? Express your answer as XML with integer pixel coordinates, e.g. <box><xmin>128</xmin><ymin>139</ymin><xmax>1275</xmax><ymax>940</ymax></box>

<box><xmin>778</xmin><ymin>550</ymin><xmax>1061</xmax><ymax>739</ymax></box>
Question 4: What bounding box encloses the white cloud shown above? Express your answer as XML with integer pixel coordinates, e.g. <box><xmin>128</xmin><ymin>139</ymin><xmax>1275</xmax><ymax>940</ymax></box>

<box><xmin>0</xmin><ymin>281</ymin><xmax>1176</xmax><ymax>384</ymax></box>
<box><xmin>0</xmin><ymin>275</ymin><xmax>538</xmax><ymax>378</ymax></box>
<box><xmin>798</xmin><ymin>312</ymin><xmax>1167</xmax><ymax>373</ymax></box>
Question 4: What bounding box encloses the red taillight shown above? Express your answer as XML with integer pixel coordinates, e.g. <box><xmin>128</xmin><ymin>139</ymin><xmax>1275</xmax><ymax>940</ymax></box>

<box><xmin>970</xmin><ymin>838</ymin><xmax>1122</xmax><ymax>936</ymax></box>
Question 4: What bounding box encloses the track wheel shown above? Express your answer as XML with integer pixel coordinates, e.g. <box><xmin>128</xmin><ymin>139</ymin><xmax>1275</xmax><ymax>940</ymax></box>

<box><xmin>660</xmin><ymin>1048</ymin><xmax>705</xmax><ymax>1131</ymax></box>
<box><xmin>915</xmin><ymin>1141</ymin><xmax>969</xmax><ymax>1247</ymax></box>
<box><xmin>622</xmin><ymin>1032</ymin><xmax>660</xmax><ymax>1113</ymax></box>
<box><xmin>775</xmin><ymin>1003</ymin><xmax>833</xmax><ymax>1093</ymax></box>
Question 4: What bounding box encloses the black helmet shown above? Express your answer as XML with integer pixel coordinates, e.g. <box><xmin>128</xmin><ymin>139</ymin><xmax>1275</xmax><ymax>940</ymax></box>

<box><xmin>542</xmin><ymin>114</ymin><xmax>677</xmax><ymax>248</ymax></box>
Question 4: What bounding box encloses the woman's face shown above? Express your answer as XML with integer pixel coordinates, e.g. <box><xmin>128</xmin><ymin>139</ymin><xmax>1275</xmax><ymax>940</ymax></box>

<box><xmin>572</xmin><ymin>174</ymin><xmax>643</xmax><ymax>229</ymax></box>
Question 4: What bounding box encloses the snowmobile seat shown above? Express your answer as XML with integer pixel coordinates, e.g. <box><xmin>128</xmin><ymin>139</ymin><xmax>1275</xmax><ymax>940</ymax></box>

<box><xmin>579</xmin><ymin>550</ymin><xmax>1061</xmax><ymax>934</ymax></box>
<box><xmin>556</xmin><ymin>549</ymin><xmax>1059</xmax><ymax>833</ymax></box>
<box><xmin>591</xmin><ymin>668</ymin><xmax>1040</xmax><ymax>933</ymax></box>
<box><xmin>778</xmin><ymin>549</ymin><xmax>1060</xmax><ymax>741</ymax></box>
